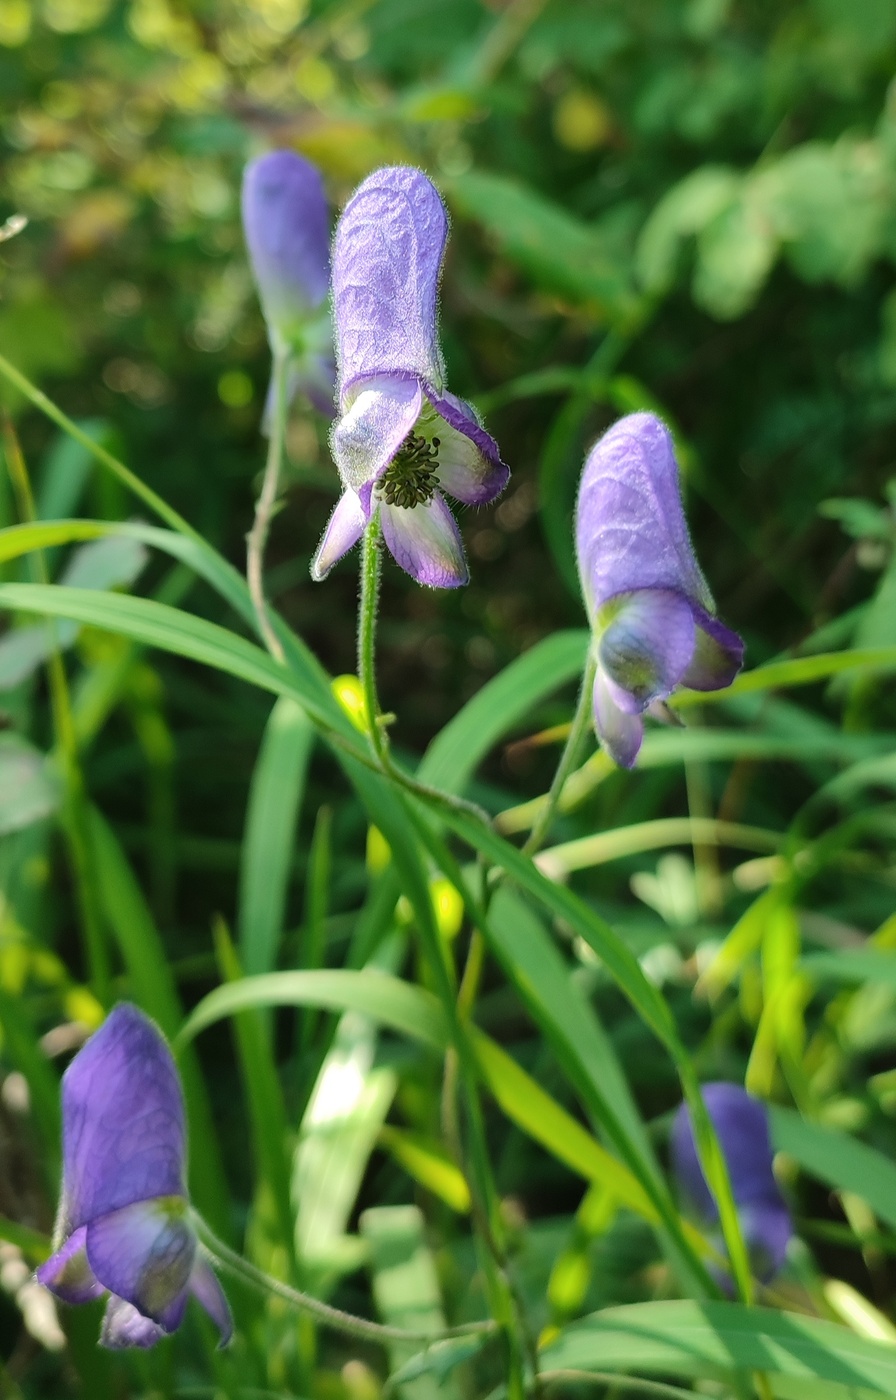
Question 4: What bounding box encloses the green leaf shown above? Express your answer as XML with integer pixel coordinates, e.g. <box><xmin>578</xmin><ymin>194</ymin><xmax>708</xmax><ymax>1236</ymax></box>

<box><xmin>445</xmin><ymin>169</ymin><xmax>639</xmax><ymax>324</ymax></box>
<box><xmin>770</xmin><ymin>1106</ymin><xmax>896</xmax><ymax>1236</ymax></box>
<box><xmin>379</xmin><ymin>1127</ymin><xmax>471</xmax><ymax>1213</ymax></box>
<box><xmin>419</xmin><ymin>631</ymin><xmax>589</xmax><ymax>795</ymax></box>
<box><xmin>176</xmin><ymin>969</ymin><xmax>449</xmax><ymax>1053</ymax></box>
<box><xmin>0</xmin><ymin>582</ymin><xmax>340</xmax><ymax>735</ymax></box>
<box><xmin>239</xmin><ymin>697</ymin><xmax>314</xmax><ymax>976</ymax></box>
<box><xmin>541</xmin><ymin>1299</ymin><xmax>896</xmax><ymax>1394</ymax></box>
<box><xmin>0</xmin><ymin>735</ymin><xmax>61</xmax><ymax>834</ymax></box>
<box><xmin>361</xmin><ymin>1205</ymin><xmax>458</xmax><ymax>1400</ymax></box>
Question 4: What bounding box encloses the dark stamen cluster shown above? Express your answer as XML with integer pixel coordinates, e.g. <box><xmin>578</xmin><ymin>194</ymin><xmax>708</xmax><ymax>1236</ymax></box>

<box><xmin>377</xmin><ymin>433</ymin><xmax>441</xmax><ymax>509</ymax></box>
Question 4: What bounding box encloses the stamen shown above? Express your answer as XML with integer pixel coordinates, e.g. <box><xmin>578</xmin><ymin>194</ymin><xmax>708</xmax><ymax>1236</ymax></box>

<box><xmin>376</xmin><ymin>433</ymin><xmax>440</xmax><ymax>509</ymax></box>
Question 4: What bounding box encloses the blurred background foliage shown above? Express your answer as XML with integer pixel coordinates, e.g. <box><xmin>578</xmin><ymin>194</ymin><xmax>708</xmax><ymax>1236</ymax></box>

<box><xmin>2</xmin><ymin>0</ymin><xmax>896</xmax><ymax>1395</ymax></box>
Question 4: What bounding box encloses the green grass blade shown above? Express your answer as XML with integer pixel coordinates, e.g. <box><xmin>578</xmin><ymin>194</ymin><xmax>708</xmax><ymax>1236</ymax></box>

<box><xmin>175</xmin><ymin>970</ymin><xmax>449</xmax><ymax>1053</ymax></box>
<box><xmin>770</xmin><ymin>1106</ymin><xmax>896</xmax><ymax>1236</ymax></box>
<box><xmin>540</xmin><ymin>1299</ymin><xmax>896</xmax><ymax>1395</ymax></box>
<box><xmin>239</xmin><ymin>697</ymin><xmax>314</xmax><ymax>977</ymax></box>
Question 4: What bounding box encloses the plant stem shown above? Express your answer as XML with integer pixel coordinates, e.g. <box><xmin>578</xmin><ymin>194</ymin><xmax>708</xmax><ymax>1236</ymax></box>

<box><xmin>521</xmin><ymin>650</ymin><xmax>596</xmax><ymax>859</ymax></box>
<box><xmin>246</xmin><ymin>351</ymin><xmax>289</xmax><ymax>663</ymax></box>
<box><xmin>195</xmin><ymin>1219</ymin><xmax>494</xmax><ymax>1345</ymax></box>
<box><xmin>358</xmin><ymin>513</ymin><xmax>388</xmax><ymax>765</ymax></box>
<box><xmin>1</xmin><ymin>418</ymin><xmax>111</xmax><ymax>1005</ymax></box>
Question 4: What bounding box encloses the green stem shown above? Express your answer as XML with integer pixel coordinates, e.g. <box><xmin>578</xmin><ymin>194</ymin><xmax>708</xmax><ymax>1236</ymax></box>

<box><xmin>195</xmin><ymin>1218</ymin><xmax>494</xmax><ymax>1345</ymax></box>
<box><xmin>2</xmin><ymin>419</ymin><xmax>111</xmax><ymax>1005</ymax></box>
<box><xmin>246</xmin><ymin>350</ymin><xmax>289</xmax><ymax>663</ymax></box>
<box><xmin>521</xmin><ymin>651</ymin><xmax>597</xmax><ymax>859</ymax></box>
<box><xmin>358</xmin><ymin>513</ymin><xmax>388</xmax><ymax>765</ymax></box>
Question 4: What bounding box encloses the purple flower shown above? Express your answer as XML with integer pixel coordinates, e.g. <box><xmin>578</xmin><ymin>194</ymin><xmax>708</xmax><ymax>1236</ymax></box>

<box><xmin>311</xmin><ymin>166</ymin><xmax>509</xmax><ymax>588</ymax></box>
<box><xmin>37</xmin><ymin>1004</ymin><xmax>232</xmax><ymax>1350</ymax></box>
<box><xmin>241</xmin><ymin>150</ymin><xmax>335</xmax><ymax>418</ymax></box>
<box><xmin>671</xmin><ymin>1083</ymin><xmax>792</xmax><ymax>1284</ymax></box>
<box><xmin>575</xmin><ymin>412</ymin><xmax>743</xmax><ymax>767</ymax></box>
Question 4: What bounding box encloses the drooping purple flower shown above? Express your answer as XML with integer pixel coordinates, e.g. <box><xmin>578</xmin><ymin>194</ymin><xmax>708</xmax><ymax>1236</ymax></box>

<box><xmin>241</xmin><ymin>149</ymin><xmax>335</xmax><ymax>418</ymax></box>
<box><xmin>36</xmin><ymin>1004</ymin><xmax>232</xmax><ymax>1350</ymax></box>
<box><xmin>671</xmin><ymin>1082</ymin><xmax>792</xmax><ymax>1284</ymax></box>
<box><xmin>575</xmin><ymin>412</ymin><xmax>743</xmax><ymax>767</ymax></box>
<box><xmin>311</xmin><ymin>165</ymin><xmax>509</xmax><ymax>588</ymax></box>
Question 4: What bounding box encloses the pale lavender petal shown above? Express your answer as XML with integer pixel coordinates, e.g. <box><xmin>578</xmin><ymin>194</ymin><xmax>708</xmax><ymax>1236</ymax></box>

<box><xmin>36</xmin><ymin>1225</ymin><xmax>103</xmax><ymax>1305</ymax></box>
<box><xmin>242</xmin><ymin>151</ymin><xmax>330</xmax><ymax>335</ymax></box>
<box><xmin>60</xmin><ymin>1004</ymin><xmax>186</xmax><ymax>1232</ymax></box>
<box><xmin>592</xmin><ymin>667</ymin><xmax>644</xmax><ymax>768</ymax></box>
<box><xmin>597</xmin><ymin>589</ymin><xmax>695</xmax><ymax>714</ymax></box>
<box><xmin>189</xmin><ymin>1254</ymin><xmax>234</xmax><ymax>1348</ymax></box>
<box><xmin>682</xmin><ymin>611</ymin><xmax>744</xmax><ymax>691</ymax></box>
<box><xmin>575</xmin><ymin>413</ymin><xmax>714</xmax><ymax>617</ymax></box>
<box><xmin>100</xmin><ymin>1295</ymin><xmax>166</xmax><ymax>1350</ymax></box>
<box><xmin>423</xmin><ymin>389</ymin><xmax>510</xmax><ymax>504</ymax></box>
<box><xmin>380</xmin><ymin>491</ymin><xmax>468</xmax><ymax>588</ymax></box>
<box><xmin>331</xmin><ymin>375</ymin><xmax>423</xmax><ymax>501</ymax></box>
<box><xmin>86</xmin><ymin>1200</ymin><xmax>194</xmax><ymax>1331</ymax></box>
<box><xmin>333</xmin><ymin>167</ymin><xmax>447</xmax><ymax>398</ymax></box>
<box><xmin>311</xmin><ymin>490</ymin><xmax>366</xmax><ymax>581</ymax></box>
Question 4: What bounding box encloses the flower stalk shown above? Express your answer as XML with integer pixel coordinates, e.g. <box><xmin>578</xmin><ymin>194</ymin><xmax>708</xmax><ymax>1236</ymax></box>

<box><xmin>246</xmin><ymin>347</ymin><xmax>289</xmax><ymax>663</ymax></box>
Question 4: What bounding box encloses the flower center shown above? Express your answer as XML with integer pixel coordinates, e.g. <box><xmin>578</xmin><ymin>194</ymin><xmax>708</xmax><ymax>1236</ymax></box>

<box><xmin>377</xmin><ymin>433</ymin><xmax>441</xmax><ymax>509</ymax></box>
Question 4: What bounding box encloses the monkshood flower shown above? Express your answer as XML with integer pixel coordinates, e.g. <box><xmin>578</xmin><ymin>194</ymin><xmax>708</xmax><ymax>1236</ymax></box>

<box><xmin>241</xmin><ymin>149</ymin><xmax>335</xmax><ymax>418</ymax></box>
<box><xmin>671</xmin><ymin>1082</ymin><xmax>793</xmax><ymax>1285</ymax></box>
<box><xmin>311</xmin><ymin>165</ymin><xmax>509</xmax><ymax>587</ymax></box>
<box><xmin>575</xmin><ymin>411</ymin><xmax>743</xmax><ymax>767</ymax></box>
<box><xmin>36</xmin><ymin>1004</ymin><xmax>232</xmax><ymax>1350</ymax></box>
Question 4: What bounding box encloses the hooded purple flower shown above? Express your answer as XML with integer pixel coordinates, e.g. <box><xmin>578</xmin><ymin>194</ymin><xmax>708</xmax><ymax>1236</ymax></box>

<box><xmin>241</xmin><ymin>150</ymin><xmax>335</xmax><ymax>418</ymax></box>
<box><xmin>575</xmin><ymin>412</ymin><xmax>743</xmax><ymax>767</ymax></box>
<box><xmin>311</xmin><ymin>166</ymin><xmax>509</xmax><ymax>588</ymax></box>
<box><xmin>671</xmin><ymin>1083</ymin><xmax>793</xmax><ymax>1285</ymax></box>
<box><xmin>36</xmin><ymin>1004</ymin><xmax>232</xmax><ymax>1350</ymax></box>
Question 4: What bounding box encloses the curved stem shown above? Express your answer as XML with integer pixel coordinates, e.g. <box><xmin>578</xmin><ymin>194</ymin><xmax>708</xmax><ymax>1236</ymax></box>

<box><xmin>521</xmin><ymin>650</ymin><xmax>596</xmax><ymax>859</ymax></box>
<box><xmin>247</xmin><ymin>350</ymin><xmax>289</xmax><ymax>663</ymax></box>
<box><xmin>195</xmin><ymin>1219</ymin><xmax>494</xmax><ymax>1345</ymax></box>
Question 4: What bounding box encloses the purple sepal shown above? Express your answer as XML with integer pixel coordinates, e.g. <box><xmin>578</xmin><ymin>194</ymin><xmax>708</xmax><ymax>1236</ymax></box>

<box><xmin>422</xmin><ymin>388</ymin><xmax>509</xmax><ymax>503</ymax></box>
<box><xmin>592</xmin><ymin>667</ymin><xmax>644</xmax><ymax>768</ymax></box>
<box><xmin>333</xmin><ymin>166</ymin><xmax>447</xmax><ymax>397</ymax></box>
<box><xmin>684</xmin><ymin>611</ymin><xmax>744</xmax><ymax>691</ymax></box>
<box><xmin>59</xmin><ymin>1003</ymin><xmax>186</xmax><ymax>1232</ymax></box>
<box><xmin>576</xmin><ymin>412</ymin><xmax>713</xmax><ymax>614</ymax></box>
<box><xmin>37</xmin><ymin>1226</ymin><xmax>103</xmax><ymax>1304</ymax></box>
<box><xmin>189</xmin><ymin>1255</ymin><xmax>234</xmax><ymax>1348</ymax></box>
<box><xmin>598</xmin><ymin>590</ymin><xmax>695</xmax><ymax>714</ymax></box>
<box><xmin>38</xmin><ymin>1003</ymin><xmax>232</xmax><ymax>1349</ymax></box>
<box><xmin>575</xmin><ymin>412</ymin><xmax>743</xmax><ymax>764</ymax></box>
<box><xmin>380</xmin><ymin>490</ymin><xmax>469</xmax><ymax>588</ymax></box>
<box><xmin>321</xmin><ymin>166</ymin><xmax>508</xmax><ymax>589</ymax></box>
<box><xmin>85</xmin><ymin>1200</ymin><xmax>195</xmax><ymax>1330</ymax></box>
<box><xmin>311</xmin><ymin>489</ymin><xmax>367</xmax><ymax>580</ymax></box>
<box><xmin>670</xmin><ymin>1082</ymin><xmax>793</xmax><ymax>1284</ymax></box>
<box><xmin>101</xmin><ymin>1296</ymin><xmax>167</xmax><ymax>1349</ymax></box>
<box><xmin>332</xmin><ymin>374</ymin><xmax>423</xmax><ymax>501</ymax></box>
<box><xmin>242</xmin><ymin>150</ymin><xmax>330</xmax><ymax>333</ymax></box>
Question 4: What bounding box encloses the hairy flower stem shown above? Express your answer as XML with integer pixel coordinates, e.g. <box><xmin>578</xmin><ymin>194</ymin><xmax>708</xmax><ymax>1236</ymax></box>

<box><xmin>358</xmin><ymin>513</ymin><xmax>389</xmax><ymax>765</ymax></box>
<box><xmin>2</xmin><ymin>418</ymin><xmax>111</xmax><ymax>1005</ymax></box>
<box><xmin>196</xmin><ymin>1219</ymin><xmax>494</xmax><ymax>1345</ymax></box>
<box><xmin>521</xmin><ymin>650</ymin><xmax>597</xmax><ymax>859</ymax></box>
<box><xmin>247</xmin><ymin>348</ymin><xmax>289</xmax><ymax>663</ymax></box>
